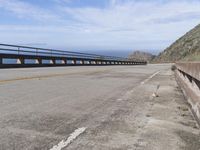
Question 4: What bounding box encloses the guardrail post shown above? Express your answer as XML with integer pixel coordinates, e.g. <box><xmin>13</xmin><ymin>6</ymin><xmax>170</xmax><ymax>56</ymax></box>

<box><xmin>50</xmin><ymin>59</ymin><xmax>56</xmax><ymax>65</ymax></box>
<box><xmin>36</xmin><ymin>49</ymin><xmax>38</xmax><ymax>56</ymax></box>
<box><xmin>51</xmin><ymin>49</ymin><xmax>53</xmax><ymax>57</ymax></box>
<box><xmin>35</xmin><ymin>58</ymin><xmax>42</xmax><ymax>64</ymax></box>
<box><xmin>18</xmin><ymin>47</ymin><xmax>20</xmax><ymax>55</ymax></box>
<box><xmin>61</xmin><ymin>59</ymin><xmax>67</xmax><ymax>65</ymax></box>
<box><xmin>17</xmin><ymin>58</ymin><xmax>24</xmax><ymax>64</ymax></box>
<box><xmin>80</xmin><ymin>60</ymin><xmax>84</xmax><ymax>65</ymax></box>
<box><xmin>72</xmin><ymin>60</ymin><xmax>77</xmax><ymax>65</ymax></box>
<box><xmin>0</xmin><ymin>57</ymin><xmax>2</xmax><ymax>65</ymax></box>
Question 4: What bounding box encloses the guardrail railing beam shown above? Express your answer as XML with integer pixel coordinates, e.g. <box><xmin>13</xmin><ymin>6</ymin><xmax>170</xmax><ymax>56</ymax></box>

<box><xmin>0</xmin><ymin>43</ymin><xmax>147</xmax><ymax>68</ymax></box>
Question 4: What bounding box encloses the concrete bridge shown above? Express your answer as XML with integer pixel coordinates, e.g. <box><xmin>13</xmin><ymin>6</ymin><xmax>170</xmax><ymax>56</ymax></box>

<box><xmin>0</xmin><ymin>62</ymin><xmax>200</xmax><ymax>150</ymax></box>
<box><xmin>0</xmin><ymin>44</ymin><xmax>200</xmax><ymax>150</ymax></box>
<box><xmin>0</xmin><ymin>44</ymin><xmax>146</xmax><ymax>68</ymax></box>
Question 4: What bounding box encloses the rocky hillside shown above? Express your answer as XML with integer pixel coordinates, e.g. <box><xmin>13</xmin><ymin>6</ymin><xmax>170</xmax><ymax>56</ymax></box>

<box><xmin>128</xmin><ymin>51</ymin><xmax>155</xmax><ymax>62</ymax></box>
<box><xmin>155</xmin><ymin>24</ymin><xmax>200</xmax><ymax>62</ymax></box>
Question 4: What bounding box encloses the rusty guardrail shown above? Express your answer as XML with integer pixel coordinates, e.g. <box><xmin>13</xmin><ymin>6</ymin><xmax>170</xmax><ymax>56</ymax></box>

<box><xmin>175</xmin><ymin>62</ymin><xmax>200</xmax><ymax>123</ymax></box>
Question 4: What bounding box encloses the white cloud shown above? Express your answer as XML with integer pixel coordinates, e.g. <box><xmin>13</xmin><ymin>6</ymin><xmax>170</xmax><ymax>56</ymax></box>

<box><xmin>62</xmin><ymin>0</ymin><xmax>200</xmax><ymax>29</ymax></box>
<box><xmin>55</xmin><ymin>0</ymin><xmax>200</xmax><ymax>50</ymax></box>
<box><xmin>52</xmin><ymin>0</ymin><xmax>73</xmax><ymax>4</ymax></box>
<box><xmin>0</xmin><ymin>0</ymin><xmax>200</xmax><ymax>52</ymax></box>
<box><xmin>0</xmin><ymin>0</ymin><xmax>60</xmax><ymax>21</ymax></box>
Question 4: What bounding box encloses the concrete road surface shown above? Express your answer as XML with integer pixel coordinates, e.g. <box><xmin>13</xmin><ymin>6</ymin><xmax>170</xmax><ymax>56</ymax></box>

<box><xmin>0</xmin><ymin>64</ymin><xmax>199</xmax><ymax>150</ymax></box>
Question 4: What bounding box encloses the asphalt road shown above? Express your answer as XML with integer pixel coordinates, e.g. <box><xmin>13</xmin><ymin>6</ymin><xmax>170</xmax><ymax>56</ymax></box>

<box><xmin>0</xmin><ymin>64</ymin><xmax>199</xmax><ymax>150</ymax></box>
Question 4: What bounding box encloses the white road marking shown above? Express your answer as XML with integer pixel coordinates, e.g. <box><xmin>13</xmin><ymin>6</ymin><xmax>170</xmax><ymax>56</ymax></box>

<box><xmin>141</xmin><ymin>71</ymin><xmax>160</xmax><ymax>85</ymax></box>
<box><xmin>50</xmin><ymin>127</ymin><xmax>86</xmax><ymax>150</ymax></box>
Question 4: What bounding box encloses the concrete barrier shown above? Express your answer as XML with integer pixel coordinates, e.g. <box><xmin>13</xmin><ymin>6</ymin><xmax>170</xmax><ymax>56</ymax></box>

<box><xmin>175</xmin><ymin>62</ymin><xmax>200</xmax><ymax>124</ymax></box>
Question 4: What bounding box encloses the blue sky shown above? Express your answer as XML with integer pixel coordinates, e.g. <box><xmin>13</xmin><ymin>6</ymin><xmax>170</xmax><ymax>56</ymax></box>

<box><xmin>0</xmin><ymin>0</ymin><xmax>200</xmax><ymax>54</ymax></box>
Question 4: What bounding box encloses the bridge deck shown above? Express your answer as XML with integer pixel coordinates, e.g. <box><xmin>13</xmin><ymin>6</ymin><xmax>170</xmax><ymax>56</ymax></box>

<box><xmin>0</xmin><ymin>64</ymin><xmax>199</xmax><ymax>150</ymax></box>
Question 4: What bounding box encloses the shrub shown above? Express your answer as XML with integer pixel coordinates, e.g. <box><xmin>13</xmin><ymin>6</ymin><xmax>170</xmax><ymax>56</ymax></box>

<box><xmin>171</xmin><ymin>65</ymin><xmax>176</xmax><ymax>71</ymax></box>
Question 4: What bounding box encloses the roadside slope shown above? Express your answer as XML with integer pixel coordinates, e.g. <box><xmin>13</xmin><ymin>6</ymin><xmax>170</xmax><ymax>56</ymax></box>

<box><xmin>154</xmin><ymin>24</ymin><xmax>200</xmax><ymax>62</ymax></box>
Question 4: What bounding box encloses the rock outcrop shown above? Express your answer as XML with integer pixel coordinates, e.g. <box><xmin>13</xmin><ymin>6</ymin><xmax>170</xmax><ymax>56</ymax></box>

<box><xmin>128</xmin><ymin>51</ymin><xmax>155</xmax><ymax>62</ymax></box>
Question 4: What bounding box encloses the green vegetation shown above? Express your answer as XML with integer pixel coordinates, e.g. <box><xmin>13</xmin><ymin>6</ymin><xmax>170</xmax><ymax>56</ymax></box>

<box><xmin>182</xmin><ymin>53</ymin><xmax>200</xmax><ymax>61</ymax></box>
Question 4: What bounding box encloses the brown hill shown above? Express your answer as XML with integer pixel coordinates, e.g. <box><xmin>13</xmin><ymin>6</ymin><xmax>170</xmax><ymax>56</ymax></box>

<box><xmin>154</xmin><ymin>24</ymin><xmax>200</xmax><ymax>62</ymax></box>
<box><xmin>128</xmin><ymin>51</ymin><xmax>155</xmax><ymax>62</ymax></box>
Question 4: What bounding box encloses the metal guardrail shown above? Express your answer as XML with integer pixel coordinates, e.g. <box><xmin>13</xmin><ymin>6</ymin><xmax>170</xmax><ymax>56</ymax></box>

<box><xmin>175</xmin><ymin>62</ymin><xmax>200</xmax><ymax>124</ymax></box>
<box><xmin>0</xmin><ymin>43</ymin><xmax>127</xmax><ymax>61</ymax></box>
<box><xmin>0</xmin><ymin>44</ymin><xmax>147</xmax><ymax>68</ymax></box>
